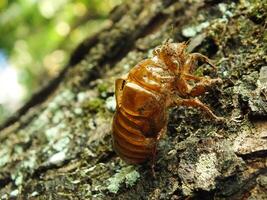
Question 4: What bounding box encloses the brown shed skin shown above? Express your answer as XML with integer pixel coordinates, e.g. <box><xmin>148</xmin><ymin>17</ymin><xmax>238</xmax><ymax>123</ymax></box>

<box><xmin>112</xmin><ymin>42</ymin><xmax>223</xmax><ymax>165</ymax></box>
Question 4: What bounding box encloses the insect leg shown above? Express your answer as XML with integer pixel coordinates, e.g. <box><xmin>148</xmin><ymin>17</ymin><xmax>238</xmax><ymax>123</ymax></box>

<box><xmin>174</xmin><ymin>98</ymin><xmax>224</xmax><ymax>122</ymax></box>
<box><xmin>175</xmin><ymin>76</ymin><xmax>193</xmax><ymax>97</ymax></box>
<box><xmin>183</xmin><ymin>53</ymin><xmax>217</xmax><ymax>74</ymax></box>
<box><xmin>151</xmin><ymin>142</ymin><xmax>157</xmax><ymax>178</ymax></box>
<box><xmin>183</xmin><ymin>73</ymin><xmax>203</xmax><ymax>81</ymax></box>
<box><xmin>151</xmin><ymin>126</ymin><xmax>167</xmax><ymax>177</ymax></box>
<box><xmin>190</xmin><ymin>78</ymin><xmax>222</xmax><ymax>97</ymax></box>
<box><xmin>189</xmin><ymin>53</ymin><xmax>217</xmax><ymax>70</ymax></box>
<box><xmin>182</xmin><ymin>75</ymin><xmax>222</xmax><ymax>97</ymax></box>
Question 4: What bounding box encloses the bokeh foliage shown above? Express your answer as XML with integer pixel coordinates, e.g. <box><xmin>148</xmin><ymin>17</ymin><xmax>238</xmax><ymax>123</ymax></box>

<box><xmin>0</xmin><ymin>0</ymin><xmax>123</xmax><ymax>123</ymax></box>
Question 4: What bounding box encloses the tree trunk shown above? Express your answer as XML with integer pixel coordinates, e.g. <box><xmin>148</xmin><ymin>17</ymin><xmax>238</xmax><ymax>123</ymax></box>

<box><xmin>0</xmin><ymin>0</ymin><xmax>266</xmax><ymax>199</ymax></box>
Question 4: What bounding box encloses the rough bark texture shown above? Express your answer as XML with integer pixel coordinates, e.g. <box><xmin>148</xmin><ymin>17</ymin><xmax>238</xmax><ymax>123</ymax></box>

<box><xmin>0</xmin><ymin>0</ymin><xmax>267</xmax><ymax>199</ymax></box>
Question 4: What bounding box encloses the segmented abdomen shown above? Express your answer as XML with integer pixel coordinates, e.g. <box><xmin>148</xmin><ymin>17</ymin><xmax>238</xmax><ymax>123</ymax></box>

<box><xmin>112</xmin><ymin>108</ymin><xmax>155</xmax><ymax>164</ymax></box>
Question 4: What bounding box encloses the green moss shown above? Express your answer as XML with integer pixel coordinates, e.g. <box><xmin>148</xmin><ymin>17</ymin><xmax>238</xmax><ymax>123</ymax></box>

<box><xmin>53</xmin><ymin>137</ymin><xmax>70</xmax><ymax>152</ymax></box>
<box><xmin>98</xmin><ymin>83</ymin><xmax>109</xmax><ymax>94</ymax></box>
<box><xmin>125</xmin><ymin>170</ymin><xmax>140</xmax><ymax>187</ymax></box>
<box><xmin>107</xmin><ymin>166</ymin><xmax>140</xmax><ymax>193</ymax></box>
<box><xmin>0</xmin><ymin>149</ymin><xmax>10</xmax><ymax>167</ymax></box>
<box><xmin>85</xmin><ymin>98</ymin><xmax>105</xmax><ymax>112</ymax></box>
<box><xmin>74</xmin><ymin>107</ymin><xmax>83</xmax><ymax>115</ymax></box>
<box><xmin>182</xmin><ymin>22</ymin><xmax>210</xmax><ymax>38</ymax></box>
<box><xmin>52</xmin><ymin>111</ymin><xmax>64</xmax><ymax>124</ymax></box>
<box><xmin>248</xmin><ymin>0</ymin><xmax>267</xmax><ymax>24</ymax></box>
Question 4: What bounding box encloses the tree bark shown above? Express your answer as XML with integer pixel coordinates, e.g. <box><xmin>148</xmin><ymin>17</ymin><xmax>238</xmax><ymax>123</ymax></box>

<box><xmin>0</xmin><ymin>0</ymin><xmax>266</xmax><ymax>199</ymax></box>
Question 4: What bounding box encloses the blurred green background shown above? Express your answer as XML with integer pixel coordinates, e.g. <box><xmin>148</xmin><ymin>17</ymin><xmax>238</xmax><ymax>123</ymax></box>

<box><xmin>0</xmin><ymin>0</ymin><xmax>123</xmax><ymax>124</ymax></box>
